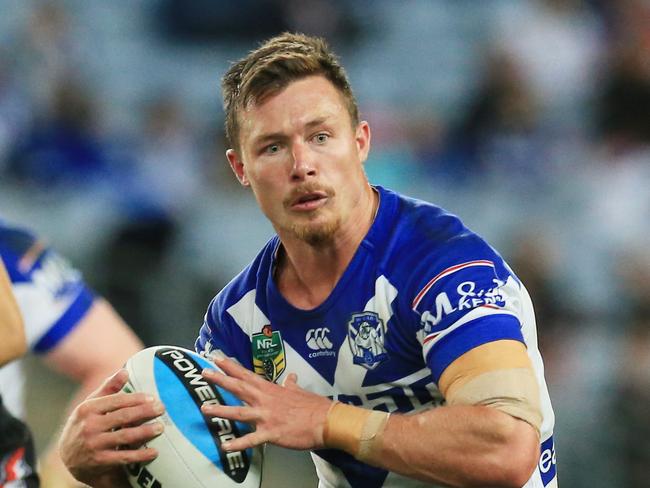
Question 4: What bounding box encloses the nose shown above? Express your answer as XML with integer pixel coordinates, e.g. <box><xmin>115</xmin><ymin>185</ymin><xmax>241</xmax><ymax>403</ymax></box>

<box><xmin>290</xmin><ymin>141</ymin><xmax>316</xmax><ymax>181</ymax></box>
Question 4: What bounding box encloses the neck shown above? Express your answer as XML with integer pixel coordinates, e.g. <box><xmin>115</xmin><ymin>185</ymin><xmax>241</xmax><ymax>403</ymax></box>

<box><xmin>276</xmin><ymin>185</ymin><xmax>379</xmax><ymax>310</ymax></box>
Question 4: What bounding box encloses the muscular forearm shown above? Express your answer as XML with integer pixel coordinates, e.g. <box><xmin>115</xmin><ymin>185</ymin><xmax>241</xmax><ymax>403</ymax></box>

<box><xmin>326</xmin><ymin>404</ymin><xmax>539</xmax><ymax>488</ymax></box>
<box><xmin>377</xmin><ymin>405</ymin><xmax>538</xmax><ymax>487</ymax></box>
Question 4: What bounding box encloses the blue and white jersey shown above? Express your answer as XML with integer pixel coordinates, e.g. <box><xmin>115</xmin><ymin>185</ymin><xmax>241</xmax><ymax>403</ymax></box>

<box><xmin>0</xmin><ymin>222</ymin><xmax>94</xmax><ymax>418</ymax></box>
<box><xmin>196</xmin><ymin>186</ymin><xmax>557</xmax><ymax>488</ymax></box>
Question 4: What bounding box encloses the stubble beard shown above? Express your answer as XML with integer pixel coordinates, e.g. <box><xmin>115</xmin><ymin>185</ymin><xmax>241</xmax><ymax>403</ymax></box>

<box><xmin>282</xmin><ymin>182</ymin><xmax>340</xmax><ymax>247</ymax></box>
<box><xmin>289</xmin><ymin>213</ymin><xmax>341</xmax><ymax>247</ymax></box>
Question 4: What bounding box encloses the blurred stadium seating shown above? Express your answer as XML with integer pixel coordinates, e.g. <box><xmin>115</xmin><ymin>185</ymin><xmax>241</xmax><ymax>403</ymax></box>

<box><xmin>1</xmin><ymin>1</ymin><xmax>649</xmax><ymax>486</ymax></box>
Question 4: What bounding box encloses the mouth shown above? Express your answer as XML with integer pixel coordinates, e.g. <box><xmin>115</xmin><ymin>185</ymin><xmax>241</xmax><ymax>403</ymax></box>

<box><xmin>289</xmin><ymin>191</ymin><xmax>329</xmax><ymax>211</ymax></box>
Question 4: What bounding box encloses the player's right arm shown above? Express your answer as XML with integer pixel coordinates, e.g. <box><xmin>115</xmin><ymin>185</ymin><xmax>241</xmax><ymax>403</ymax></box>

<box><xmin>0</xmin><ymin>259</ymin><xmax>26</xmax><ymax>366</ymax></box>
<box><xmin>58</xmin><ymin>369</ymin><xmax>165</xmax><ymax>488</ymax></box>
<box><xmin>58</xmin><ymin>290</ymin><xmax>237</xmax><ymax>488</ymax></box>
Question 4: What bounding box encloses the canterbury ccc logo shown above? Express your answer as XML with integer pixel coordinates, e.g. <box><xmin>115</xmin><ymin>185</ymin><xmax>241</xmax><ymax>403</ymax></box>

<box><xmin>306</xmin><ymin>327</ymin><xmax>333</xmax><ymax>350</ymax></box>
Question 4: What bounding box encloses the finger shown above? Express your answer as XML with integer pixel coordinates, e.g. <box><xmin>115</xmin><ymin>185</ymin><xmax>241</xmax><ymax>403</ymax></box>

<box><xmin>212</xmin><ymin>356</ymin><xmax>262</xmax><ymax>383</ymax></box>
<box><xmin>84</xmin><ymin>392</ymin><xmax>161</xmax><ymax>416</ymax></box>
<box><xmin>94</xmin><ymin>422</ymin><xmax>164</xmax><ymax>450</ymax></box>
<box><xmin>94</xmin><ymin>446</ymin><xmax>159</xmax><ymax>466</ymax></box>
<box><xmin>221</xmin><ymin>430</ymin><xmax>266</xmax><ymax>452</ymax></box>
<box><xmin>88</xmin><ymin>369</ymin><xmax>129</xmax><ymax>399</ymax></box>
<box><xmin>98</xmin><ymin>401</ymin><xmax>165</xmax><ymax>431</ymax></box>
<box><xmin>201</xmin><ymin>404</ymin><xmax>258</xmax><ymax>423</ymax></box>
<box><xmin>202</xmin><ymin>368</ymin><xmax>250</xmax><ymax>399</ymax></box>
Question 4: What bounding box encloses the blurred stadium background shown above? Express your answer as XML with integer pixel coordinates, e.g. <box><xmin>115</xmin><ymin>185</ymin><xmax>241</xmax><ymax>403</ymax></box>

<box><xmin>1</xmin><ymin>0</ymin><xmax>649</xmax><ymax>486</ymax></box>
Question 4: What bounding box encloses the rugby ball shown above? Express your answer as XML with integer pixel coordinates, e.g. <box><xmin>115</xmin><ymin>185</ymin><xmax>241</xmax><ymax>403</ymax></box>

<box><xmin>122</xmin><ymin>345</ymin><xmax>262</xmax><ymax>488</ymax></box>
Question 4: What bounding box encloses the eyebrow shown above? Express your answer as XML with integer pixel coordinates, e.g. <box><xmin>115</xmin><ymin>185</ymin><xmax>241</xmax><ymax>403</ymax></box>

<box><xmin>252</xmin><ymin>117</ymin><xmax>331</xmax><ymax>147</ymax></box>
<box><xmin>252</xmin><ymin>132</ymin><xmax>286</xmax><ymax>147</ymax></box>
<box><xmin>304</xmin><ymin>116</ymin><xmax>329</xmax><ymax>129</ymax></box>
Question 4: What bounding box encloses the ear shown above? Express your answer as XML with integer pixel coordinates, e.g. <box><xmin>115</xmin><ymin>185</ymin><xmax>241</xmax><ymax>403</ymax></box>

<box><xmin>355</xmin><ymin>121</ymin><xmax>371</xmax><ymax>164</ymax></box>
<box><xmin>226</xmin><ymin>149</ymin><xmax>249</xmax><ymax>186</ymax></box>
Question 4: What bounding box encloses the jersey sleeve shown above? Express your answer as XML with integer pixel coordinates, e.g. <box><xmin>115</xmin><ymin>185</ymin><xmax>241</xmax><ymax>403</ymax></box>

<box><xmin>0</xmin><ymin>226</ymin><xmax>94</xmax><ymax>354</ymax></box>
<box><xmin>410</xmin><ymin>248</ymin><xmax>525</xmax><ymax>385</ymax></box>
<box><xmin>195</xmin><ymin>294</ymin><xmax>254</xmax><ymax>371</ymax></box>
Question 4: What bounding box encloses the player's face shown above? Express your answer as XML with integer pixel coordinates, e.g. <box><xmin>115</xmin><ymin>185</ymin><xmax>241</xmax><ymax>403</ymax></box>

<box><xmin>227</xmin><ymin>75</ymin><xmax>371</xmax><ymax>246</ymax></box>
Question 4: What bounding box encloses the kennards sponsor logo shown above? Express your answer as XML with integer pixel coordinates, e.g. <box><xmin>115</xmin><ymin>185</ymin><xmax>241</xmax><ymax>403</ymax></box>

<box><xmin>420</xmin><ymin>279</ymin><xmax>507</xmax><ymax>335</ymax></box>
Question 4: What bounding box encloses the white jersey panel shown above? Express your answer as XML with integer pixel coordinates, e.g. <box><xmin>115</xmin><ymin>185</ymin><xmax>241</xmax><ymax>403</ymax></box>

<box><xmin>226</xmin><ymin>289</ymin><xmax>270</xmax><ymax>338</ymax></box>
<box><xmin>0</xmin><ymin>362</ymin><xmax>25</xmax><ymax>419</ymax></box>
<box><xmin>11</xmin><ymin>282</ymin><xmax>80</xmax><ymax>348</ymax></box>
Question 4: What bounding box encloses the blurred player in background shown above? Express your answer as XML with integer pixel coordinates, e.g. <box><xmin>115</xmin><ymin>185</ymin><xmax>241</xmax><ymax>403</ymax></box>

<box><xmin>0</xmin><ymin>253</ymin><xmax>26</xmax><ymax>366</ymax></box>
<box><xmin>1</xmin><ymin>258</ymin><xmax>40</xmax><ymax>487</ymax></box>
<box><xmin>59</xmin><ymin>33</ymin><xmax>557</xmax><ymax>487</ymax></box>
<box><xmin>0</xmin><ymin>220</ymin><xmax>143</xmax><ymax>487</ymax></box>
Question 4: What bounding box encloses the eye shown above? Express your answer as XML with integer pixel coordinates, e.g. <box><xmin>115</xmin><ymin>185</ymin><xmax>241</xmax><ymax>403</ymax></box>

<box><xmin>263</xmin><ymin>143</ymin><xmax>281</xmax><ymax>155</ymax></box>
<box><xmin>313</xmin><ymin>133</ymin><xmax>329</xmax><ymax>144</ymax></box>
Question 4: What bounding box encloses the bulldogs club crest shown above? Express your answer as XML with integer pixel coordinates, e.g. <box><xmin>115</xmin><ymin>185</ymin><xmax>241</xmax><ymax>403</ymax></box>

<box><xmin>347</xmin><ymin>312</ymin><xmax>388</xmax><ymax>370</ymax></box>
<box><xmin>251</xmin><ymin>324</ymin><xmax>286</xmax><ymax>382</ymax></box>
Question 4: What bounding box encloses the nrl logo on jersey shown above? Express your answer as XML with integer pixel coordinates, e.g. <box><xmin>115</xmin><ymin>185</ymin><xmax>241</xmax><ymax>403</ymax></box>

<box><xmin>347</xmin><ymin>311</ymin><xmax>388</xmax><ymax>370</ymax></box>
<box><xmin>251</xmin><ymin>324</ymin><xmax>286</xmax><ymax>383</ymax></box>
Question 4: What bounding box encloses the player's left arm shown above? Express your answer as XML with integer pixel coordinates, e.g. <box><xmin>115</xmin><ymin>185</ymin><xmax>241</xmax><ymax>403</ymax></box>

<box><xmin>40</xmin><ymin>298</ymin><xmax>143</xmax><ymax>487</ymax></box>
<box><xmin>342</xmin><ymin>338</ymin><xmax>541</xmax><ymax>487</ymax></box>
<box><xmin>321</xmin><ymin>248</ymin><xmax>543</xmax><ymax>487</ymax></box>
<box><xmin>202</xmin><ymin>338</ymin><xmax>540</xmax><ymax>488</ymax></box>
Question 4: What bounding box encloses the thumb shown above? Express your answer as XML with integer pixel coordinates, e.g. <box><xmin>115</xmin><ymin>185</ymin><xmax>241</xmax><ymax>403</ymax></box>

<box><xmin>282</xmin><ymin>372</ymin><xmax>298</xmax><ymax>388</ymax></box>
<box><xmin>91</xmin><ymin>368</ymin><xmax>129</xmax><ymax>398</ymax></box>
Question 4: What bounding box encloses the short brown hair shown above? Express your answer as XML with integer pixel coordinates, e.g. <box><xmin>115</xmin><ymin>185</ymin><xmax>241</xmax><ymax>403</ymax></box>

<box><xmin>222</xmin><ymin>32</ymin><xmax>359</xmax><ymax>150</ymax></box>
